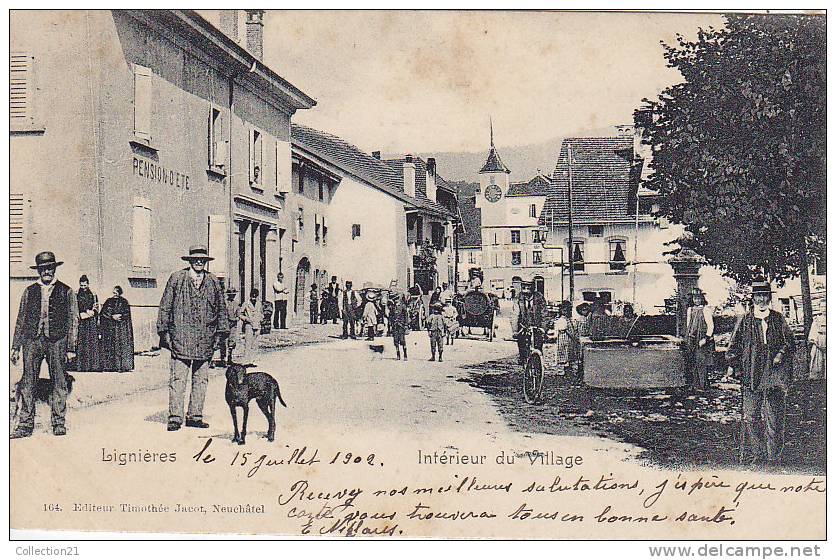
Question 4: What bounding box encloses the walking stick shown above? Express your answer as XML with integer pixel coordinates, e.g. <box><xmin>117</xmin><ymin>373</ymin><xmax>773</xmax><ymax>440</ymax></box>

<box><xmin>737</xmin><ymin>369</ymin><xmax>746</xmax><ymax>465</ymax></box>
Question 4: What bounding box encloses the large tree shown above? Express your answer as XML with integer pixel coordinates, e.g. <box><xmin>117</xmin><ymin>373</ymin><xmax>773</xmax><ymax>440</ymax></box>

<box><xmin>640</xmin><ymin>14</ymin><xmax>825</xmax><ymax>336</ymax></box>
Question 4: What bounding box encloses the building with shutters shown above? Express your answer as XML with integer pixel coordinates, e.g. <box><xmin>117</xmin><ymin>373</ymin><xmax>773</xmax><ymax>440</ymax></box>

<box><xmin>473</xmin><ymin>128</ymin><xmax>554</xmax><ymax>298</ymax></box>
<box><xmin>10</xmin><ymin>9</ymin><xmax>315</xmax><ymax>349</ymax></box>
<box><xmin>536</xmin><ymin>129</ymin><xmax>677</xmax><ymax>311</ymax></box>
<box><xmin>287</xmin><ymin>125</ymin><xmax>458</xmax><ymax>314</ymax></box>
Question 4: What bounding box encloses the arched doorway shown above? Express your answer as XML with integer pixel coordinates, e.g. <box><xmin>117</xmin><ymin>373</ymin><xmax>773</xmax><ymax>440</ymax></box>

<box><xmin>294</xmin><ymin>258</ymin><xmax>311</xmax><ymax>316</ymax></box>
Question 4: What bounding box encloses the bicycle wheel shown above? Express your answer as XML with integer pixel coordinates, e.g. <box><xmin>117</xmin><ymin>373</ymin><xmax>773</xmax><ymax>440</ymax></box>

<box><xmin>522</xmin><ymin>351</ymin><xmax>544</xmax><ymax>404</ymax></box>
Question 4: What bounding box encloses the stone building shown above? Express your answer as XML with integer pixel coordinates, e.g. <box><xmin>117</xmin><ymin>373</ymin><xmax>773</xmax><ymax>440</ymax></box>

<box><xmin>10</xmin><ymin>10</ymin><xmax>315</xmax><ymax>349</ymax></box>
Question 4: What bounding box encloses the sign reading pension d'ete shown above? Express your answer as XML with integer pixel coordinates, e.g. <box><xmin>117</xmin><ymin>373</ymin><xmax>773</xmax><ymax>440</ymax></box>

<box><xmin>132</xmin><ymin>156</ymin><xmax>190</xmax><ymax>190</ymax></box>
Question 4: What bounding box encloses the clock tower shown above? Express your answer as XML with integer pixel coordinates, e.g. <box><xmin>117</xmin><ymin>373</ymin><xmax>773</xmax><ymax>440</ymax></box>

<box><xmin>476</xmin><ymin>121</ymin><xmax>511</xmax><ymax>228</ymax></box>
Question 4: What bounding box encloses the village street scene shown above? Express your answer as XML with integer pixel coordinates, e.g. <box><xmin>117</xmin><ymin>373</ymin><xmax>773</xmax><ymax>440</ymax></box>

<box><xmin>9</xmin><ymin>6</ymin><xmax>825</xmax><ymax>505</ymax></box>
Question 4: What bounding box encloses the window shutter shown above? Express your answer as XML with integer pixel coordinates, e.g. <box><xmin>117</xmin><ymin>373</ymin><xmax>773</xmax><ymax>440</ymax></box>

<box><xmin>248</xmin><ymin>129</ymin><xmax>255</xmax><ymax>182</ymax></box>
<box><xmin>207</xmin><ymin>214</ymin><xmax>228</xmax><ymax>276</ymax></box>
<box><xmin>275</xmin><ymin>140</ymin><xmax>291</xmax><ymax>194</ymax></box>
<box><xmin>131</xmin><ymin>199</ymin><xmax>152</xmax><ymax>271</ymax></box>
<box><xmin>133</xmin><ymin>65</ymin><xmax>152</xmax><ymax>141</ymax></box>
<box><xmin>9</xmin><ymin>192</ymin><xmax>28</xmax><ymax>264</ymax></box>
<box><xmin>207</xmin><ymin>110</ymin><xmax>213</xmax><ymax>166</ymax></box>
<box><xmin>10</xmin><ymin>52</ymin><xmax>33</xmax><ymax>130</ymax></box>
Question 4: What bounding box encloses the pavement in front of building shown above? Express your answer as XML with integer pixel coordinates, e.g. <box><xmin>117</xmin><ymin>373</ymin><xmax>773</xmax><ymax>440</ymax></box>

<box><xmin>11</xmin><ymin>321</ymin><xmax>346</xmax><ymax>412</ymax></box>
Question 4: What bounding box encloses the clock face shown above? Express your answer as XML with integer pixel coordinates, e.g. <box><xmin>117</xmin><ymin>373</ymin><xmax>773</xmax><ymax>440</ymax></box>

<box><xmin>485</xmin><ymin>184</ymin><xmax>502</xmax><ymax>203</ymax></box>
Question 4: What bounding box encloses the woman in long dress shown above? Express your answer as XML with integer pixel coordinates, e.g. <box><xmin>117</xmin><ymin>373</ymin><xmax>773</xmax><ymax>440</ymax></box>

<box><xmin>100</xmin><ymin>285</ymin><xmax>135</xmax><ymax>372</ymax></box>
<box><xmin>76</xmin><ymin>274</ymin><xmax>102</xmax><ymax>372</ymax></box>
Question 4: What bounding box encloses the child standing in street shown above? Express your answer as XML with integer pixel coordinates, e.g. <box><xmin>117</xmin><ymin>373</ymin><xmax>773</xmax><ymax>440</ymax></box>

<box><xmin>442</xmin><ymin>301</ymin><xmax>459</xmax><ymax>345</ymax></box>
<box><xmin>427</xmin><ymin>303</ymin><xmax>446</xmax><ymax>362</ymax></box>
<box><xmin>390</xmin><ymin>292</ymin><xmax>410</xmax><ymax>360</ymax></box>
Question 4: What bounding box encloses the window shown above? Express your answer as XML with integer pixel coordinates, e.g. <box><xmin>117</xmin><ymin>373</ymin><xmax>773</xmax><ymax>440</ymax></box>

<box><xmin>9</xmin><ymin>192</ymin><xmax>28</xmax><ymax>265</ymax></box>
<box><xmin>315</xmin><ymin>214</ymin><xmax>321</xmax><ymax>244</ymax></box>
<box><xmin>133</xmin><ymin>64</ymin><xmax>152</xmax><ymax>142</ymax></box>
<box><xmin>131</xmin><ymin>198</ymin><xmax>152</xmax><ymax>272</ymax></box>
<box><xmin>275</xmin><ymin>140</ymin><xmax>291</xmax><ymax>195</ymax></box>
<box><xmin>318</xmin><ymin>177</ymin><xmax>324</xmax><ymax>201</ymax></box>
<box><xmin>321</xmin><ymin>216</ymin><xmax>328</xmax><ymax>246</ymax></box>
<box><xmin>207</xmin><ymin>107</ymin><xmax>226</xmax><ymax>171</ymax></box>
<box><xmin>351</xmin><ymin>223</ymin><xmax>361</xmax><ymax>239</ymax></box>
<box><xmin>511</xmin><ymin>230</ymin><xmax>521</xmax><ymax>244</ymax></box>
<box><xmin>533</xmin><ymin>251</ymin><xmax>543</xmax><ymax>265</ymax></box>
<box><xmin>10</xmin><ymin>52</ymin><xmax>38</xmax><ymax>132</ymax></box>
<box><xmin>532</xmin><ymin>229</ymin><xmax>542</xmax><ymax>244</ymax></box>
<box><xmin>609</xmin><ymin>239</ymin><xmax>627</xmax><ymax>271</ymax></box>
<box><xmin>511</xmin><ymin>251</ymin><xmax>522</xmax><ymax>266</ymax></box>
<box><xmin>249</xmin><ymin>129</ymin><xmax>263</xmax><ymax>186</ymax></box>
<box><xmin>297</xmin><ymin>207</ymin><xmax>304</xmax><ymax>230</ymax></box>
<box><xmin>588</xmin><ymin>225</ymin><xmax>604</xmax><ymax>237</ymax></box>
<box><xmin>468</xmin><ymin>252</ymin><xmax>476</xmax><ymax>264</ymax></box>
<box><xmin>493</xmin><ymin>232</ymin><xmax>498</xmax><ymax>246</ymax></box>
<box><xmin>431</xmin><ymin>222</ymin><xmax>445</xmax><ymax>249</ymax></box>
<box><xmin>571</xmin><ymin>241</ymin><xmax>585</xmax><ymax>272</ymax></box>
<box><xmin>529</xmin><ymin>204</ymin><xmax>537</xmax><ymax>218</ymax></box>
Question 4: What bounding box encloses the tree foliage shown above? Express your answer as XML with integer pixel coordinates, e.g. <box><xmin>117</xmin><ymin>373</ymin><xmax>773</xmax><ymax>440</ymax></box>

<box><xmin>640</xmin><ymin>14</ymin><xmax>825</xmax><ymax>286</ymax></box>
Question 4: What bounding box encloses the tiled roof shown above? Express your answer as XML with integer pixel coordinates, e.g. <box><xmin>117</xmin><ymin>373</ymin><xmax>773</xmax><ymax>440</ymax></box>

<box><xmin>479</xmin><ymin>145</ymin><xmax>510</xmax><ymax>174</ymax></box>
<box><xmin>506</xmin><ymin>174</ymin><xmax>550</xmax><ymax>197</ymax></box>
<box><xmin>383</xmin><ymin>157</ymin><xmax>457</xmax><ymax>218</ymax></box>
<box><xmin>291</xmin><ymin>125</ymin><xmax>456</xmax><ymax>219</ymax></box>
<box><xmin>539</xmin><ymin>135</ymin><xmax>639</xmax><ymax>225</ymax></box>
<box><xmin>291</xmin><ymin>124</ymin><xmax>405</xmax><ymax>199</ymax></box>
<box><xmin>457</xmin><ymin>195</ymin><xmax>482</xmax><ymax>248</ymax></box>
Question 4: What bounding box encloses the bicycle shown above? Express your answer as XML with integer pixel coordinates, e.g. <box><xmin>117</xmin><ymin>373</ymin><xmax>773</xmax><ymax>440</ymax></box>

<box><xmin>520</xmin><ymin>326</ymin><xmax>546</xmax><ymax>404</ymax></box>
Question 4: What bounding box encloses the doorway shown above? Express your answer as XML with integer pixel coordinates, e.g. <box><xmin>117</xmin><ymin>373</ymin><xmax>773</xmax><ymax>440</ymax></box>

<box><xmin>294</xmin><ymin>257</ymin><xmax>310</xmax><ymax>315</ymax></box>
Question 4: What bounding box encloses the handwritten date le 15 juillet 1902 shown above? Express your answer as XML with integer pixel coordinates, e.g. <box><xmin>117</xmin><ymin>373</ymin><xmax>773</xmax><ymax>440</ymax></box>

<box><xmin>191</xmin><ymin>438</ymin><xmax>379</xmax><ymax>478</ymax></box>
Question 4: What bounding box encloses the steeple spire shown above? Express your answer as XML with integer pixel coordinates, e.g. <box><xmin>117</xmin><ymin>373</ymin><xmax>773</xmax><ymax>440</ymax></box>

<box><xmin>479</xmin><ymin>117</ymin><xmax>510</xmax><ymax>175</ymax></box>
<box><xmin>490</xmin><ymin>116</ymin><xmax>494</xmax><ymax>147</ymax></box>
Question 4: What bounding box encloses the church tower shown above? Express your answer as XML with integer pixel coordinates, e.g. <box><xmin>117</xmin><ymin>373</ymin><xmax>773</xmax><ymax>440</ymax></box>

<box><xmin>476</xmin><ymin>119</ymin><xmax>511</xmax><ymax>228</ymax></box>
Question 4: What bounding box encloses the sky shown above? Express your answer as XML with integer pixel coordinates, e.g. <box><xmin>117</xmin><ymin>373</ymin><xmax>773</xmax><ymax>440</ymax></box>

<box><xmin>201</xmin><ymin>10</ymin><xmax>725</xmax><ymax>154</ymax></box>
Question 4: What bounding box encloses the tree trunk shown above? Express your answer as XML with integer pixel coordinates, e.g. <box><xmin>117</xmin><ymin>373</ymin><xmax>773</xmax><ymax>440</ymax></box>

<box><xmin>798</xmin><ymin>238</ymin><xmax>813</xmax><ymax>378</ymax></box>
<box><xmin>799</xmin><ymin>239</ymin><xmax>814</xmax><ymax>337</ymax></box>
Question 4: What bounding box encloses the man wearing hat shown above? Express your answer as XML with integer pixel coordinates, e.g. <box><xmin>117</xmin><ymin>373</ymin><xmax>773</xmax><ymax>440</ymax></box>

<box><xmin>726</xmin><ymin>280</ymin><xmax>795</xmax><ymax>464</ymax></box>
<box><xmin>516</xmin><ymin>281</ymin><xmax>547</xmax><ymax>365</ymax></box>
<box><xmin>11</xmin><ymin>251</ymin><xmax>79</xmax><ymax>438</ymax></box>
<box><xmin>157</xmin><ymin>244</ymin><xmax>229</xmax><ymax>431</ymax></box>
<box><xmin>341</xmin><ymin>280</ymin><xmax>360</xmax><ymax>339</ymax></box>
<box><xmin>685</xmin><ymin>287</ymin><xmax>715</xmax><ymax>392</ymax></box>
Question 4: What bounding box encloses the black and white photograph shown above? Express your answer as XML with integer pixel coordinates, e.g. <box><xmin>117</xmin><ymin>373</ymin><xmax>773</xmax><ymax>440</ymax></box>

<box><xmin>7</xmin><ymin>8</ymin><xmax>826</xmax><ymax>541</ymax></box>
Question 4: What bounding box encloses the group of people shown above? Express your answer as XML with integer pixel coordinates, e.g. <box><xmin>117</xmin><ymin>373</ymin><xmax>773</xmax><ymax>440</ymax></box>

<box><xmin>10</xmin><ymin>251</ymin><xmax>139</xmax><ymax>438</ymax></box>
<box><xmin>513</xmin><ymin>282</ymin><xmax>584</xmax><ymax>381</ymax></box>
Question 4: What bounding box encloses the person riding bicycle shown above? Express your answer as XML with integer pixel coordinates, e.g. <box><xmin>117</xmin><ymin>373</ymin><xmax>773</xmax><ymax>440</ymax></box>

<box><xmin>516</xmin><ymin>281</ymin><xmax>548</xmax><ymax>365</ymax></box>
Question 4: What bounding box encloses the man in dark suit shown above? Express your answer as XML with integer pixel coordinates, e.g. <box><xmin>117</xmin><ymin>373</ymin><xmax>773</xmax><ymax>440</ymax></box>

<box><xmin>341</xmin><ymin>281</ymin><xmax>359</xmax><ymax>339</ymax></box>
<box><xmin>11</xmin><ymin>251</ymin><xmax>79</xmax><ymax>439</ymax></box>
<box><xmin>726</xmin><ymin>280</ymin><xmax>795</xmax><ymax>464</ymax></box>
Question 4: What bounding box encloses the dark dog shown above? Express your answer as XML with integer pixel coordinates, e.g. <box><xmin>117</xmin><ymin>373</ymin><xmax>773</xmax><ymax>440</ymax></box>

<box><xmin>224</xmin><ymin>364</ymin><xmax>286</xmax><ymax>445</ymax></box>
<box><xmin>10</xmin><ymin>375</ymin><xmax>75</xmax><ymax>432</ymax></box>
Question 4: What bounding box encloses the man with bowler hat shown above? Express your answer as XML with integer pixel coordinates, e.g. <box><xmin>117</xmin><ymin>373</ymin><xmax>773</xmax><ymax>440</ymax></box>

<box><xmin>726</xmin><ymin>280</ymin><xmax>795</xmax><ymax>464</ymax></box>
<box><xmin>157</xmin><ymin>244</ymin><xmax>229</xmax><ymax>431</ymax></box>
<box><xmin>11</xmin><ymin>251</ymin><xmax>79</xmax><ymax>438</ymax></box>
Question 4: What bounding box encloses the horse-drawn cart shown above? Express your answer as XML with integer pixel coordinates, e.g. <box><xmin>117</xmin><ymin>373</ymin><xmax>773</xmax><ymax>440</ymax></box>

<box><xmin>455</xmin><ymin>289</ymin><xmax>497</xmax><ymax>341</ymax></box>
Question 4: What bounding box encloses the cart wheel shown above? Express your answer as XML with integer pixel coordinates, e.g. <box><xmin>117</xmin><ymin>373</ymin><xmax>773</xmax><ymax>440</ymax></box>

<box><xmin>522</xmin><ymin>351</ymin><xmax>544</xmax><ymax>404</ymax></box>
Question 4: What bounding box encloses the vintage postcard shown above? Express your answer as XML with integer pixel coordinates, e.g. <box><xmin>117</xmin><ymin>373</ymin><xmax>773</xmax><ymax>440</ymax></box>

<box><xmin>8</xmin><ymin>9</ymin><xmax>826</xmax><ymax>540</ymax></box>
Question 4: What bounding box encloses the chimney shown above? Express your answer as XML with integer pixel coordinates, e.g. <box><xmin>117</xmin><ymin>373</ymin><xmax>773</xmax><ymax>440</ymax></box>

<box><xmin>426</xmin><ymin>157</ymin><xmax>437</xmax><ymax>202</ymax></box>
<box><xmin>245</xmin><ymin>10</ymin><xmax>265</xmax><ymax>61</ymax></box>
<box><xmin>219</xmin><ymin>10</ymin><xmax>239</xmax><ymax>43</ymax></box>
<box><xmin>403</xmin><ymin>155</ymin><xmax>416</xmax><ymax>198</ymax></box>
<box><xmin>372</xmin><ymin>151</ymin><xmax>381</xmax><ymax>159</ymax></box>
